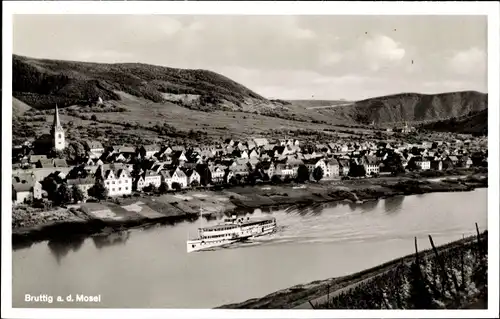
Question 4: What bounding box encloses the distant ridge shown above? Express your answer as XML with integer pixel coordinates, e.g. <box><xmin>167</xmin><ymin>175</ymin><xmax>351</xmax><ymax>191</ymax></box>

<box><xmin>328</xmin><ymin>91</ymin><xmax>488</xmax><ymax>125</ymax></box>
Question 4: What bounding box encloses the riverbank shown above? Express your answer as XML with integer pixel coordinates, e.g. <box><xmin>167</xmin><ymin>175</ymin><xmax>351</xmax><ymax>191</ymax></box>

<box><xmin>12</xmin><ymin>171</ymin><xmax>488</xmax><ymax>247</ymax></box>
<box><xmin>218</xmin><ymin>229</ymin><xmax>488</xmax><ymax>309</ymax></box>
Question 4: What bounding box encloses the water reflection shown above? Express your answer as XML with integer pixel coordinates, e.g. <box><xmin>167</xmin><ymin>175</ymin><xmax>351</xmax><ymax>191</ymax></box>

<box><xmin>359</xmin><ymin>200</ymin><xmax>379</xmax><ymax>213</ymax></box>
<box><xmin>383</xmin><ymin>196</ymin><xmax>405</xmax><ymax>215</ymax></box>
<box><xmin>92</xmin><ymin>231</ymin><xmax>130</xmax><ymax>249</ymax></box>
<box><xmin>348</xmin><ymin>202</ymin><xmax>357</xmax><ymax>212</ymax></box>
<box><xmin>48</xmin><ymin>237</ymin><xmax>85</xmax><ymax>264</ymax></box>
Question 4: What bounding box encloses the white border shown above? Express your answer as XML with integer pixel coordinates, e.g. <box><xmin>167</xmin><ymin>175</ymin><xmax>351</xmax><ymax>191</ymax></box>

<box><xmin>2</xmin><ymin>2</ymin><xmax>499</xmax><ymax>319</ymax></box>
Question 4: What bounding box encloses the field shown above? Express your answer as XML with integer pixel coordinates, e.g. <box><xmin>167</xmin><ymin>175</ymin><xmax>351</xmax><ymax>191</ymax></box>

<box><xmin>15</xmin><ymin>91</ymin><xmax>385</xmax><ymax>146</ymax></box>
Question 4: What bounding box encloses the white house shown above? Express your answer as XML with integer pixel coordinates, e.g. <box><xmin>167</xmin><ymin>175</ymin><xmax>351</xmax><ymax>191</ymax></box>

<box><xmin>144</xmin><ymin>170</ymin><xmax>162</xmax><ymax>188</ymax></box>
<box><xmin>170</xmin><ymin>167</ymin><xmax>188</xmax><ymax>188</ymax></box>
<box><xmin>415</xmin><ymin>157</ymin><xmax>431</xmax><ymax>170</ymax></box>
<box><xmin>103</xmin><ymin>168</ymin><xmax>132</xmax><ymax>196</ymax></box>
<box><xmin>85</xmin><ymin>141</ymin><xmax>105</xmax><ymax>159</ymax></box>
<box><xmin>185</xmin><ymin>169</ymin><xmax>201</xmax><ymax>186</ymax></box>
<box><xmin>363</xmin><ymin>156</ymin><xmax>380</xmax><ymax>175</ymax></box>
<box><xmin>209</xmin><ymin>165</ymin><xmax>225</xmax><ymax>183</ymax></box>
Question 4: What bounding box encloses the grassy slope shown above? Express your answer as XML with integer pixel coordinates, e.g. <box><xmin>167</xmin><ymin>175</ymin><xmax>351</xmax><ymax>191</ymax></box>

<box><xmin>12</xmin><ymin>97</ymin><xmax>32</xmax><ymax>116</ymax></box>
<box><xmin>12</xmin><ymin>54</ymin><xmax>488</xmax><ymax>137</ymax></box>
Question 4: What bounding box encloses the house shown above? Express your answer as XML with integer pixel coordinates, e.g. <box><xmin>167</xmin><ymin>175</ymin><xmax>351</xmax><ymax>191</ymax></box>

<box><xmin>209</xmin><ymin>165</ymin><xmax>226</xmax><ymax>183</ymax></box>
<box><xmin>430</xmin><ymin>159</ymin><xmax>443</xmax><ymax>171</ymax></box>
<box><xmin>247</xmin><ymin>140</ymin><xmax>256</xmax><ymax>150</ymax></box>
<box><xmin>253</xmin><ymin>138</ymin><xmax>269</xmax><ymax>147</ymax></box>
<box><xmin>362</xmin><ymin>156</ymin><xmax>380</xmax><ymax>175</ymax></box>
<box><xmin>171</xmin><ymin>151</ymin><xmax>188</xmax><ymax>165</ymax></box>
<box><xmin>443</xmin><ymin>156</ymin><xmax>459</xmax><ymax>170</ymax></box>
<box><xmin>338</xmin><ymin>159</ymin><xmax>350</xmax><ymax>176</ymax></box>
<box><xmin>413</xmin><ymin>157</ymin><xmax>431</xmax><ymax>170</ymax></box>
<box><xmin>33</xmin><ymin>181</ymin><xmax>43</xmax><ymax>200</ymax></box>
<box><xmin>303</xmin><ymin>158</ymin><xmax>328</xmax><ymax>177</ymax></box>
<box><xmin>37</xmin><ymin>158</ymin><xmax>54</xmax><ymax>168</ymax></box>
<box><xmin>224</xmin><ymin>169</ymin><xmax>235</xmax><ymax>183</ymax></box>
<box><xmin>67</xmin><ymin>177</ymin><xmax>95</xmax><ymax>198</ymax></box>
<box><xmin>53</xmin><ymin>159</ymin><xmax>68</xmax><ymax>168</ymax></box>
<box><xmin>274</xmin><ymin>164</ymin><xmax>294</xmax><ymax>178</ymax></box>
<box><xmin>85</xmin><ymin>141</ymin><xmax>105</xmax><ymax>158</ymax></box>
<box><xmin>184</xmin><ymin>169</ymin><xmax>201</xmax><ymax>186</ymax></box>
<box><xmin>159</xmin><ymin>170</ymin><xmax>173</xmax><ymax>188</ymax></box>
<box><xmin>143</xmin><ymin>170</ymin><xmax>162</xmax><ymax>189</ymax></box>
<box><xmin>86</xmin><ymin>158</ymin><xmax>104</xmax><ymax>166</ymax></box>
<box><xmin>249</xmin><ymin>149</ymin><xmax>259</xmax><ymax>158</ymax></box>
<box><xmin>140</xmin><ymin>145</ymin><xmax>161</xmax><ymax>159</ymax></box>
<box><xmin>170</xmin><ymin>167</ymin><xmax>188</xmax><ymax>188</ymax></box>
<box><xmin>29</xmin><ymin>155</ymin><xmax>48</xmax><ymax>165</ymax></box>
<box><xmin>261</xmin><ymin>161</ymin><xmax>275</xmax><ymax>178</ymax></box>
<box><xmin>460</xmin><ymin>156</ymin><xmax>473</xmax><ymax>168</ymax></box>
<box><xmin>324</xmin><ymin>158</ymin><xmax>340</xmax><ymax>179</ymax></box>
<box><xmin>240</xmin><ymin>150</ymin><xmax>249</xmax><ymax>159</ymax></box>
<box><xmin>101</xmin><ymin>168</ymin><xmax>133</xmax><ymax>196</ymax></box>
<box><xmin>13</xmin><ymin>183</ymin><xmax>32</xmax><ymax>205</ymax></box>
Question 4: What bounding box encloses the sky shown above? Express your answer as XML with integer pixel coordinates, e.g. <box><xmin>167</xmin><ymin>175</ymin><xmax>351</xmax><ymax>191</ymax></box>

<box><xmin>13</xmin><ymin>15</ymin><xmax>487</xmax><ymax>100</ymax></box>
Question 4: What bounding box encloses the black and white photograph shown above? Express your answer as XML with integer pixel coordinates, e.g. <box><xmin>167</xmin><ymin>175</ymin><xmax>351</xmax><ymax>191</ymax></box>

<box><xmin>2</xmin><ymin>2</ymin><xmax>499</xmax><ymax>318</ymax></box>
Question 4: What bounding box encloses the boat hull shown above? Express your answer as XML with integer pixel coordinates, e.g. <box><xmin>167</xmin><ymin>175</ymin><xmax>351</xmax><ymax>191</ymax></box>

<box><xmin>187</xmin><ymin>236</ymin><xmax>250</xmax><ymax>253</ymax></box>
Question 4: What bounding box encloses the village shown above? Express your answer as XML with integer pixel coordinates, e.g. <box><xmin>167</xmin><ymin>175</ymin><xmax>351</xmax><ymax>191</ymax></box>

<box><xmin>12</xmin><ymin>104</ymin><xmax>488</xmax><ymax>207</ymax></box>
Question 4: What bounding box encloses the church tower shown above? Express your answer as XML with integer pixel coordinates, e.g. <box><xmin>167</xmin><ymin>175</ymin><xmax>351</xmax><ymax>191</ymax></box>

<box><xmin>51</xmin><ymin>104</ymin><xmax>65</xmax><ymax>150</ymax></box>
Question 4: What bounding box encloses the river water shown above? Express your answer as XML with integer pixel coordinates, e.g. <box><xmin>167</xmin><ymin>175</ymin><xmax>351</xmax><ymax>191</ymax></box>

<box><xmin>12</xmin><ymin>189</ymin><xmax>487</xmax><ymax>309</ymax></box>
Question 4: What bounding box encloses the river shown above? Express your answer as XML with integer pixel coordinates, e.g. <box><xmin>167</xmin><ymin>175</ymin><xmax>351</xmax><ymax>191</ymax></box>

<box><xmin>12</xmin><ymin>188</ymin><xmax>487</xmax><ymax>309</ymax></box>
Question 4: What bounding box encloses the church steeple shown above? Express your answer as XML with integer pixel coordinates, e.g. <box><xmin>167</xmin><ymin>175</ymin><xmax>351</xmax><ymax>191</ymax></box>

<box><xmin>53</xmin><ymin>104</ymin><xmax>61</xmax><ymax>128</ymax></box>
<box><xmin>51</xmin><ymin>104</ymin><xmax>65</xmax><ymax>151</ymax></box>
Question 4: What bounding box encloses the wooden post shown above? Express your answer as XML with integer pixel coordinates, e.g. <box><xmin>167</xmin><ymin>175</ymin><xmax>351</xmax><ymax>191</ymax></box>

<box><xmin>327</xmin><ymin>284</ymin><xmax>330</xmax><ymax>308</ymax></box>
<box><xmin>308</xmin><ymin>300</ymin><xmax>316</xmax><ymax>309</ymax></box>
<box><xmin>429</xmin><ymin>234</ymin><xmax>460</xmax><ymax>299</ymax></box>
<box><xmin>461</xmin><ymin>234</ymin><xmax>465</xmax><ymax>290</ymax></box>
<box><xmin>475</xmin><ymin>222</ymin><xmax>483</xmax><ymax>256</ymax></box>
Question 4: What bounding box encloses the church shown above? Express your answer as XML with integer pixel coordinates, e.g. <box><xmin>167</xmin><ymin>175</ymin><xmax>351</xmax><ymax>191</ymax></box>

<box><xmin>33</xmin><ymin>104</ymin><xmax>66</xmax><ymax>154</ymax></box>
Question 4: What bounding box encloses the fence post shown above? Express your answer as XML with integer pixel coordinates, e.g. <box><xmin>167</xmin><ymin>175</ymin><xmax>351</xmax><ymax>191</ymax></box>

<box><xmin>429</xmin><ymin>234</ymin><xmax>460</xmax><ymax>300</ymax></box>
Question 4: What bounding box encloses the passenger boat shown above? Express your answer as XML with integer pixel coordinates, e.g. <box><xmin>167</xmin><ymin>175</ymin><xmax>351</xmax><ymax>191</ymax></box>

<box><xmin>186</xmin><ymin>208</ymin><xmax>277</xmax><ymax>253</ymax></box>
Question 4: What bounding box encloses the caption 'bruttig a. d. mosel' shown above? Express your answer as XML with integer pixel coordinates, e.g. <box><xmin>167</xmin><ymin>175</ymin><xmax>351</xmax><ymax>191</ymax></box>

<box><xmin>11</xmin><ymin>14</ymin><xmax>488</xmax><ymax>310</ymax></box>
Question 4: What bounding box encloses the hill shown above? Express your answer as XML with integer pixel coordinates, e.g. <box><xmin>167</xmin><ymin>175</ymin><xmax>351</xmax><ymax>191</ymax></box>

<box><xmin>326</xmin><ymin>91</ymin><xmax>488</xmax><ymax>125</ymax></box>
<box><xmin>12</xmin><ymin>54</ymin><xmax>271</xmax><ymax>111</ymax></box>
<box><xmin>12</xmin><ymin>97</ymin><xmax>32</xmax><ymax>116</ymax></box>
<box><xmin>420</xmin><ymin>108</ymin><xmax>488</xmax><ymax>135</ymax></box>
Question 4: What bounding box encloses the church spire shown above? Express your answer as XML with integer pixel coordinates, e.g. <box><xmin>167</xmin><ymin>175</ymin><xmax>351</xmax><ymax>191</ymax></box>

<box><xmin>53</xmin><ymin>104</ymin><xmax>61</xmax><ymax>128</ymax></box>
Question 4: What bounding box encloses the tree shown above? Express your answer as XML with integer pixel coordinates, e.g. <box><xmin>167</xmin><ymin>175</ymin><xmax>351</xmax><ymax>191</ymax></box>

<box><xmin>90</xmin><ymin>114</ymin><xmax>97</xmax><ymax>121</ymax></box>
<box><xmin>89</xmin><ymin>180</ymin><xmax>108</xmax><ymax>200</ymax></box>
<box><xmin>296</xmin><ymin>164</ymin><xmax>310</xmax><ymax>183</ymax></box>
<box><xmin>158</xmin><ymin>182</ymin><xmax>168</xmax><ymax>194</ymax></box>
<box><xmin>196</xmin><ymin>164</ymin><xmax>212</xmax><ymax>186</ymax></box>
<box><xmin>55</xmin><ymin>182</ymin><xmax>72</xmax><ymax>205</ymax></box>
<box><xmin>71</xmin><ymin>185</ymin><xmax>85</xmax><ymax>203</ymax></box>
<box><xmin>312</xmin><ymin>166</ymin><xmax>324</xmax><ymax>182</ymax></box>
<box><xmin>63</xmin><ymin>141</ymin><xmax>87</xmax><ymax>163</ymax></box>
<box><xmin>271</xmin><ymin>175</ymin><xmax>282</xmax><ymax>184</ymax></box>
<box><xmin>42</xmin><ymin>176</ymin><xmax>59</xmax><ymax>201</ymax></box>
<box><xmin>146</xmin><ymin>184</ymin><xmax>157</xmax><ymax>193</ymax></box>
<box><xmin>348</xmin><ymin>164</ymin><xmax>367</xmax><ymax>178</ymax></box>
<box><xmin>262</xmin><ymin>173</ymin><xmax>270</xmax><ymax>182</ymax></box>
<box><xmin>190</xmin><ymin>180</ymin><xmax>200</xmax><ymax>188</ymax></box>
<box><xmin>171</xmin><ymin>182</ymin><xmax>182</xmax><ymax>191</ymax></box>
<box><xmin>229</xmin><ymin>176</ymin><xmax>238</xmax><ymax>186</ymax></box>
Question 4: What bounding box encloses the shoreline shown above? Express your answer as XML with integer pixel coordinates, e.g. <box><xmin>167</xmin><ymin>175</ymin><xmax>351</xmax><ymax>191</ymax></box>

<box><xmin>12</xmin><ymin>172</ymin><xmax>487</xmax><ymax>248</ymax></box>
